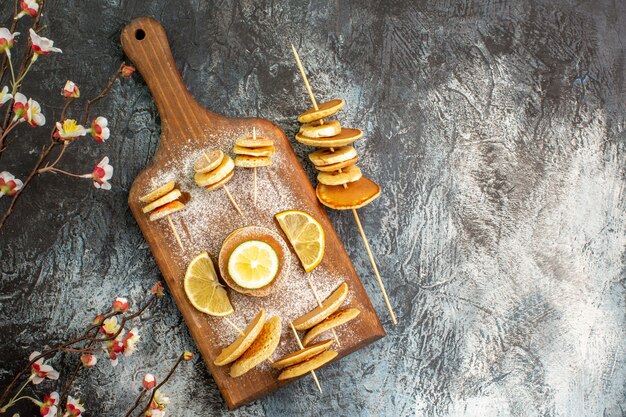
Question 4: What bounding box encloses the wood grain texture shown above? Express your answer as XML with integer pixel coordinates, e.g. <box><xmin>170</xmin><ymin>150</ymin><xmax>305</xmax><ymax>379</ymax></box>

<box><xmin>120</xmin><ymin>16</ymin><xmax>384</xmax><ymax>409</ymax></box>
<box><xmin>0</xmin><ymin>0</ymin><xmax>624</xmax><ymax>416</ymax></box>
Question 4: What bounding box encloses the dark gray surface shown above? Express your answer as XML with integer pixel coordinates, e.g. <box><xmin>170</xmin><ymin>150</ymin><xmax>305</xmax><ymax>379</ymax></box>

<box><xmin>1</xmin><ymin>0</ymin><xmax>625</xmax><ymax>416</ymax></box>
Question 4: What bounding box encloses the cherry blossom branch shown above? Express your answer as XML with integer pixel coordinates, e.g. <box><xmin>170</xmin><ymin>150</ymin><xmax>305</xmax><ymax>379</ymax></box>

<box><xmin>82</xmin><ymin>63</ymin><xmax>125</xmax><ymax>125</ymax></box>
<box><xmin>124</xmin><ymin>389</ymin><xmax>148</xmax><ymax>417</ymax></box>
<box><xmin>0</xmin><ymin>286</ymin><xmax>163</xmax><ymax>407</ymax></box>
<box><xmin>0</xmin><ymin>0</ymin><xmax>20</xmax><ymax>84</ymax></box>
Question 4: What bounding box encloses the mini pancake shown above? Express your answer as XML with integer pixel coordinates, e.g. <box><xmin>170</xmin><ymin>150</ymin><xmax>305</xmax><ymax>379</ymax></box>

<box><xmin>297</xmin><ymin>99</ymin><xmax>345</xmax><ymax>123</ymax></box>
<box><xmin>233</xmin><ymin>145</ymin><xmax>275</xmax><ymax>157</ymax></box>
<box><xmin>234</xmin><ymin>155</ymin><xmax>273</xmax><ymax>168</ymax></box>
<box><xmin>293</xmin><ymin>282</ymin><xmax>349</xmax><ymax>330</ymax></box>
<box><xmin>142</xmin><ymin>189</ymin><xmax>182</xmax><ymax>213</ymax></box>
<box><xmin>140</xmin><ymin>180</ymin><xmax>175</xmax><ymax>203</ymax></box>
<box><xmin>308</xmin><ymin>146</ymin><xmax>357</xmax><ymax>166</ymax></box>
<box><xmin>148</xmin><ymin>200</ymin><xmax>185</xmax><ymax>221</ymax></box>
<box><xmin>317</xmin><ymin>165</ymin><xmax>362</xmax><ymax>186</ymax></box>
<box><xmin>299</xmin><ymin>120</ymin><xmax>341</xmax><ymax>138</ymax></box>
<box><xmin>194</xmin><ymin>155</ymin><xmax>235</xmax><ymax>187</ymax></box>
<box><xmin>316</xmin><ymin>176</ymin><xmax>381</xmax><ymax>210</ymax></box>
<box><xmin>271</xmin><ymin>339</ymin><xmax>333</xmax><ymax>369</ymax></box>
<box><xmin>314</xmin><ymin>157</ymin><xmax>358</xmax><ymax>172</ymax></box>
<box><xmin>214</xmin><ymin>309</ymin><xmax>266</xmax><ymax>366</ymax></box>
<box><xmin>296</xmin><ymin>128</ymin><xmax>363</xmax><ymax>148</ymax></box>
<box><xmin>277</xmin><ymin>350</ymin><xmax>338</xmax><ymax>380</ymax></box>
<box><xmin>194</xmin><ymin>150</ymin><xmax>224</xmax><ymax>173</ymax></box>
<box><xmin>230</xmin><ymin>316</ymin><xmax>282</xmax><ymax>377</ymax></box>
<box><xmin>205</xmin><ymin>170</ymin><xmax>234</xmax><ymax>192</ymax></box>
<box><xmin>235</xmin><ymin>135</ymin><xmax>274</xmax><ymax>148</ymax></box>
<box><xmin>302</xmin><ymin>308</ymin><xmax>361</xmax><ymax>346</ymax></box>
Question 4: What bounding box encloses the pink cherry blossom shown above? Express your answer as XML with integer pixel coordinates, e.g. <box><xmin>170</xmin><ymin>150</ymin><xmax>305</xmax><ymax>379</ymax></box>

<box><xmin>143</xmin><ymin>373</ymin><xmax>157</xmax><ymax>390</ymax></box>
<box><xmin>15</xmin><ymin>0</ymin><xmax>39</xmax><ymax>19</ymax></box>
<box><xmin>0</xmin><ymin>86</ymin><xmax>12</xmax><ymax>106</ymax></box>
<box><xmin>54</xmin><ymin>119</ymin><xmax>86</xmax><ymax>141</ymax></box>
<box><xmin>62</xmin><ymin>396</ymin><xmax>84</xmax><ymax>417</ymax></box>
<box><xmin>12</xmin><ymin>92</ymin><xmax>27</xmax><ymax>119</ymax></box>
<box><xmin>80</xmin><ymin>353</ymin><xmax>97</xmax><ymax>368</ymax></box>
<box><xmin>122</xmin><ymin>327</ymin><xmax>140</xmax><ymax>357</ymax></box>
<box><xmin>112</xmin><ymin>297</ymin><xmax>129</xmax><ymax>313</ymax></box>
<box><xmin>0</xmin><ymin>28</ymin><xmax>19</xmax><ymax>55</ymax></box>
<box><xmin>90</xmin><ymin>156</ymin><xmax>113</xmax><ymax>190</ymax></box>
<box><xmin>62</xmin><ymin>80</ymin><xmax>80</xmax><ymax>98</ymax></box>
<box><xmin>103</xmin><ymin>327</ymin><xmax>140</xmax><ymax>366</ymax></box>
<box><xmin>0</xmin><ymin>171</ymin><xmax>23</xmax><ymax>197</ymax></box>
<box><xmin>25</xmin><ymin>98</ymin><xmax>45</xmax><ymax>126</ymax></box>
<box><xmin>39</xmin><ymin>391</ymin><xmax>59</xmax><ymax>417</ymax></box>
<box><xmin>121</xmin><ymin>64</ymin><xmax>136</xmax><ymax>78</ymax></box>
<box><xmin>29</xmin><ymin>28</ymin><xmax>62</xmax><ymax>56</ymax></box>
<box><xmin>29</xmin><ymin>351</ymin><xmax>59</xmax><ymax>384</ymax></box>
<box><xmin>90</xmin><ymin>116</ymin><xmax>109</xmax><ymax>142</ymax></box>
<box><xmin>145</xmin><ymin>390</ymin><xmax>170</xmax><ymax>416</ymax></box>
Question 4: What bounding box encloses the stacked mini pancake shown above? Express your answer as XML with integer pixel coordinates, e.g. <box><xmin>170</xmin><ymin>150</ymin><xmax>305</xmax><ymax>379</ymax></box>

<box><xmin>233</xmin><ymin>133</ymin><xmax>275</xmax><ymax>168</ymax></box>
<box><xmin>140</xmin><ymin>180</ymin><xmax>186</xmax><ymax>221</ymax></box>
<box><xmin>193</xmin><ymin>150</ymin><xmax>235</xmax><ymax>190</ymax></box>
<box><xmin>295</xmin><ymin>99</ymin><xmax>381</xmax><ymax>210</ymax></box>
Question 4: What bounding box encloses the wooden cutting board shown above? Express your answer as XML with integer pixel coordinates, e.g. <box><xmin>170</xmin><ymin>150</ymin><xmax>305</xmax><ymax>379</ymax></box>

<box><xmin>121</xmin><ymin>16</ymin><xmax>385</xmax><ymax>409</ymax></box>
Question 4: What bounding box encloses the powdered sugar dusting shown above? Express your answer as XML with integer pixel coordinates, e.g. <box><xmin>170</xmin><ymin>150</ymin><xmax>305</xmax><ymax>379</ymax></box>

<box><xmin>139</xmin><ymin>125</ymin><xmax>359</xmax><ymax>361</ymax></box>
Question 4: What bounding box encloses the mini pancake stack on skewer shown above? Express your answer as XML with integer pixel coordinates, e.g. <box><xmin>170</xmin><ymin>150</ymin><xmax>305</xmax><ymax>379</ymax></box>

<box><xmin>140</xmin><ymin>180</ymin><xmax>187</xmax><ymax>251</ymax></box>
<box><xmin>291</xmin><ymin>45</ymin><xmax>397</xmax><ymax>325</ymax></box>
<box><xmin>232</xmin><ymin>128</ymin><xmax>276</xmax><ymax>205</ymax></box>
<box><xmin>193</xmin><ymin>150</ymin><xmax>244</xmax><ymax>216</ymax></box>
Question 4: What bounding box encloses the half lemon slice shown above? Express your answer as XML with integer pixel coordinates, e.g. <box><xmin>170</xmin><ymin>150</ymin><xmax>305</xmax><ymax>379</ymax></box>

<box><xmin>184</xmin><ymin>252</ymin><xmax>234</xmax><ymax>316</ymax></box>
<box><xmin>227</xmin><ymin>240</ymin><xmax>280</xmax><ymax>289</ymax></box>
<box><xmin>275</xmin><ymin>210</ymin><xmax>325</xmax><ymax>272</ymax></box>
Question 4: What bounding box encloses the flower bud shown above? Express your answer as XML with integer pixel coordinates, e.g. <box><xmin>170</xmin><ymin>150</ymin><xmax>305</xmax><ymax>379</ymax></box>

<box><xmin>150</xmin><ymin>282</ymin><xmax>165</xmax><ymax>298</ymax></box>
<box><xmin>80</xmin><ymin>354</ymin><xmax>97</xmax><ymax>368</ymax></box>
<box><xmin>143</xmin><ymin>373</ymin><xmax>156</xmax><ymax>390</ymax></box>
<box><xmin>183</xmin><ymin>351</ymin><xmax>195</xmax><ymax>361</ymax></box>
<box><xmin>92</xmin><ymin>314</ymin><xmax>105</xmax><ymax>325</ymax></box>
<box><xmin>112</xmin><ymin>297</ymin><xmax>129</xmax><ymax>313</ymax></box>
<box><xmin>120</xmin><ymin>65</ymin><xmax>136</xmax><ymax>78</ymax></box>
<box><xmin>62</xmin><ymin>80</ymin><xmax>80</xmax><ymax>98</ymax></box>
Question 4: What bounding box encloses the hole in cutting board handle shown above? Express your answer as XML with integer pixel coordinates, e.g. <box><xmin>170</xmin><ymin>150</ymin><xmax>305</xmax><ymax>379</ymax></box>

<box><xmin>135</xmin><ymin>28</ymin><xmax>145</xmax><ymax>40</ymax></box>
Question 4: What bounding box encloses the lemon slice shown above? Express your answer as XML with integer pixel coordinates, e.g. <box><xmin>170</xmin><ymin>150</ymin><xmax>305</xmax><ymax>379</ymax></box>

<box><xmin>275</xmin><ymin>210</ymin><xmax>325</xmax><ymax>272</ymax></box>
<box><xmin>227</xmin><ymin>241</ymin><xmax>279</xmax><ymax>289</ymax></box>
<box><xmin>184</xmin><ymin>252</ymin><xmax>234</xmax><ymax>316</ymax></box>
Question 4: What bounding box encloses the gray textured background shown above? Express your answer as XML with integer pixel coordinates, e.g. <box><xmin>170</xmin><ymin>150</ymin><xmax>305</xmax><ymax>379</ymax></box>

<box><xmin>1</xmin><ymin>0</ymin><xmax>625</xmax><ymax>416</ymax></box>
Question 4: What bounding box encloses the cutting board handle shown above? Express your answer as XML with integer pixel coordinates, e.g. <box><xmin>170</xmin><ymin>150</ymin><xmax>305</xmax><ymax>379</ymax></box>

<box><xmin>121</xmin><ymin>17</ymin><xmax>211</xmax><ymax>137</ymax></box>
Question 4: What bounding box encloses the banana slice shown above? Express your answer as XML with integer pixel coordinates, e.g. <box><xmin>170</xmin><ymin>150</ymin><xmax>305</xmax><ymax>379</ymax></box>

<box><xmin>142</xmin><ymin>189</ymin><xmax>182</xmax><ymax>213</ymax></box>
<box><xmin>298</xmin><ymin>99</ymin><xmax>345</xmax><ymax>123</ymax></box>
<box><xmin>316</xmin><ymin>176</ymin><xmax>381</xmax><ymax>210</ymax></box>
<box><xmin>296</xmin><ymin>128</ymin><xmax>363</xmax><ymax>148</ymax></box>
<box><xmin>230</xmin><ymin>316</ymin><xmax>282</xmax><ymax>377</ymax></box>
<box><xmin>236</xmin><ymin>135</ymin><xmax>274</xmax><ymax>148</ymax></box>
<box><xmin>308</xmin><ymin>146</ymin><xmax>357</xmax><ymax>166</ymax></box>
<box><xmin>149</xmin><ymin>201</ymin><xmax>185</xmax><ymax>221</ymax></box>
<box><xmin>140</xmin><ymin>180</ymin><xmax>175</xmax><ymax>203</ymax></box>
<box><xmin>214</xmin><ymin>309</ymin><xmax>266</xmax><ymax>366</ymax></box>
<box><xmin>205</xmin><ymin>170</ymin><xmax>234</xmax><ymax>192</ymax></box>
<box><xmin>271</xmin><ymin>339</ymin><xmax>333</xmax><ymax>369</ymax></box>
<box><xmin>234</xmin><ymin>155</ymin><xmax>273</xmax><ymax>168</ymax></box>
<box><xmin>233</xmin><ymin>145</ymin><xmax>275</xmax><ymax>157</ymax></box>
<box><xmin>194</xmin><ymin>155</ymin><xmax>235</xmax><ymax>187</ymax></box>
<box><xmin>302</xmin><ymin>308</ymin><xmax>360</xmax><ymax>346</ymax></box>
<box><xmin>315</xmin><ymin>157</ymin><xmax>358</xmax><ymax>172</ymax></box>
<box><xmin>194</xmin><ymin>150</ymin><xmax>224</xmax><ymax>173</ymax></box>
<box><xmin>317</xmin><ymin>165</ymin><xmax>362</xmax><ymax>186</ymax></box>
<box><xmin>293</xmin><ymin>282</ymin><xmax>348</xmax><ymax>331</ymax></box>
<box><xmin>299</xmin><ymin>120</ymin><xmax>341</xmax><ymax>138</ymax></box>
<box><xmin>277</xmin><ymin>350</ymin><xmax>338</xmax><ymax>380</ymax></box>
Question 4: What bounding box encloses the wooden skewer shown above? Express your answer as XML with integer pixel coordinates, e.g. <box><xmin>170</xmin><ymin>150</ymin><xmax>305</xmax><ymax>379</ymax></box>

<box><xmin>290</xmin><ymin>321</ymin><xmax>322</xmax><ymax>393</ymax></box>
<box><xmin>306</xmin><ymin>276</ymin><xmax>341</xmax><ymax>346</ymax></box>
<box><xmin>292</xmin><ymin>44</ymin><xmax>397</xmax><ymax>325</ymax></box>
